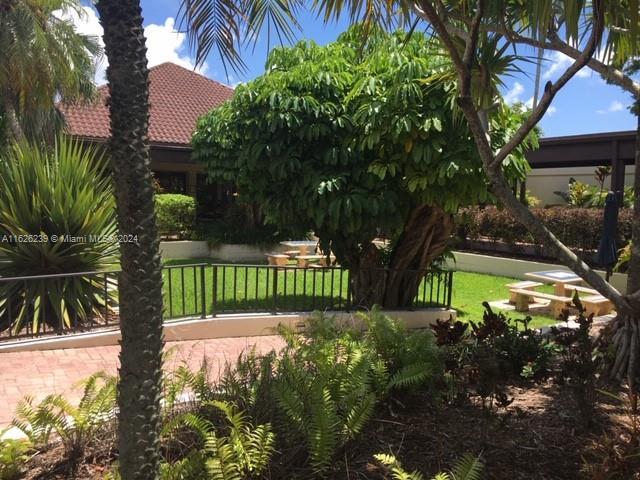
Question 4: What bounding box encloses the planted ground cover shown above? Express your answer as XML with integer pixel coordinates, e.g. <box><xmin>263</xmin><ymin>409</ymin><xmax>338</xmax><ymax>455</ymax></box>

<box><xmin>5</xmin><ymin>305</ymin><xmax>638</xmax><ymax>479</ymax></box>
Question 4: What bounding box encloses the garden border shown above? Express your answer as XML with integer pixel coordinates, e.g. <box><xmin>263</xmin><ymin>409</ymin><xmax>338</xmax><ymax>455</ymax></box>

<box><xmin>0</xmin><ymin>308</ymin><xmax>456</xmax><ymax>353</ymax></box>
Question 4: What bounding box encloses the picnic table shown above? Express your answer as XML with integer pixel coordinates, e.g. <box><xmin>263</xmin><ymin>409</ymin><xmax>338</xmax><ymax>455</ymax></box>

<box><xmin>525</xmin><ymin>270</ymin><xmax>583</xmax><ymax>296</ymax></box>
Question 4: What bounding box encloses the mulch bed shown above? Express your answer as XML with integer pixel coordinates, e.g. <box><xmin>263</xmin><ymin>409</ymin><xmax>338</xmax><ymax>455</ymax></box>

<box><xmin>20</xmin><ymin>382</ymin><xmax>639</xmax><ymax>480</ymax></box>
<box><xmin>322</xmin><ymin>384</ymin><xmax>640</xmax><ymax>480</ymax></box>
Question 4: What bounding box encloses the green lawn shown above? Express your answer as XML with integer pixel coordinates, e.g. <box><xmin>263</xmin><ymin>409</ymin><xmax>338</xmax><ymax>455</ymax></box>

<box><xmin>452</xmin><ymin>271</ymin><xmax>556</xmax><ymax>328</ymax></box>
<box><xmin>161</xmin><ymin>258</ymin><xmax>558</xmax><ymax>328</ymax></box>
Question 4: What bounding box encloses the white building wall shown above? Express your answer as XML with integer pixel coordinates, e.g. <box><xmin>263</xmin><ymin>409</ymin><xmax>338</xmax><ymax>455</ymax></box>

<box><xmin>527</xmin><ymin>165</ymin><xmax>636</xmax><ymax>206</ymax></box>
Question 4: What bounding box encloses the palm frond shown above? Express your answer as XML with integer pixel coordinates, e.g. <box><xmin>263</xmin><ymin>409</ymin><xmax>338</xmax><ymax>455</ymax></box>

<box><xmin>178</xmin><ymin>0</ymin><xmax>302</xmax><ymax>74</ymax></box>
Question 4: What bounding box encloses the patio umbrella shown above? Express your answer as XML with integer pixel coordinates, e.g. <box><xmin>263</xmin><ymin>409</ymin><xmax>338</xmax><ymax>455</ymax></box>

<box><xmin>595</xmin><ymin>192</ymin><xmax>619</xmax><ymax>280</ymax></box>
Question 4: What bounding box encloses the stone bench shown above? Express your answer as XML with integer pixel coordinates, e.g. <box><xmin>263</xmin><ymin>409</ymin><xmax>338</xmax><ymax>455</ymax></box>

<box><xmin>510</xmin><ymin>288</ymin><xmax>572</xmax><ymax>318</ymax></box>
<box><xmin>564</xmin><ymin>285</ymin><xmax>599</xmax><ymax>296</ymax></box>
<box><xmin>505</xmin><ymin>281</ymin><xmax>543</xmax><ymax>303</ymax></box>
<box><xmin>266</xmin><ymin>253</ymin><xmax>289</xmax><ymax>266</ymax></box>
<box><xmin>295</xmin><ymin>255</ymin><xmax>334</xmax><ymax>268</ymax></box>
<box><xmin>580</xmin><ymin>295</ymin><xmax>614</xmax><ymax>316</ymax></box>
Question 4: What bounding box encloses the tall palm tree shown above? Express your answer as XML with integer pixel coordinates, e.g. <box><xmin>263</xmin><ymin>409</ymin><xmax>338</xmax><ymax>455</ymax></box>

<box><xmin>94</xmin><ymin>2</ymin><xmax>163</xmax><ymax>477</ymax></box>
<box><xmin>0</xmin><ymin>0</ymin><xmax>101</xmax><ymax>141</ymax></box>
<box><xmin>96</xmin><ymin>0</ymin><xmax>299</xmax><ymax>477</ymax></box>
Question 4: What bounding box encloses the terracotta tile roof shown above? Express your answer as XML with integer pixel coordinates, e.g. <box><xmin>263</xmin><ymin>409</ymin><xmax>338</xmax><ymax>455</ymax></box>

<box><xmin>59</xmin><ymin>62</ymin><xmax>234</xmax><ymax>147</ymax></box>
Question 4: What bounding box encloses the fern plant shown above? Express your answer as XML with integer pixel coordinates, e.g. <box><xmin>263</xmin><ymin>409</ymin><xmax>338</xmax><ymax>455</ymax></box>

<box><xmin>360</xmin><ymin>306</ymin><xmax>443</xmax><ymax>393</ymax></box>
<box><xmin>161</xmin><ymin>400</ymin><xmax>275</xmax><ymax>480</ymax></box>
<box><xmin>11</xmin><ymin>372</ymin><xmax>116</xmax><ymax>464</ymax></box>
<box><xmin>164</xmin><ymin>360</ymin><xmax>217</xmax><ymax>411</ymax></box>
<box><xmin>375</xmin><ymin>453</ymin><xmax>484</xmax><ymax>480</ymax></box>
<box><xmin>216</xmin><ymin>349</ymin><xmax>278</xmax><ymax>424</ymax></box>
<box><xmin>273</xmin><ymin>316</ymin><xmax>381</xmax><ymax>474</ymax></box>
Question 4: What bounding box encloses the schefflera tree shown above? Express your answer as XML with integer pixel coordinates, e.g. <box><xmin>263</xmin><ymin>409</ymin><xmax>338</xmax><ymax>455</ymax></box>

<box><xmin>192</xmin><ymin>26</ymin><xmax>535</xmax><ymax>308</ymax></box>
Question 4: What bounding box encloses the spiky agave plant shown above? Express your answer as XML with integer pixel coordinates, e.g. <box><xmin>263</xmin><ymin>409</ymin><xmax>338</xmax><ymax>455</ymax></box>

<box><xmin>0</xmin><ymin>137</ymin><xmax>118</xmax><ymax>334</ymax></box>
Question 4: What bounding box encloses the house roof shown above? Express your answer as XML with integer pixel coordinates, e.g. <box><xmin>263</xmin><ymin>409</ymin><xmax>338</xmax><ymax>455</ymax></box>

<box><xmin>59</xmin><ymin>62</ymin><xmax>234</xmax><ymax>147</ymax></box>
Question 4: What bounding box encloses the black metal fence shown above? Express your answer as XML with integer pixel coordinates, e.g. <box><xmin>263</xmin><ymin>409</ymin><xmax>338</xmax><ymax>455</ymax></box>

<box><xmin>0</xmin><ymin>263</ymin><xmax>453</xmax><ymax>341</ymax></box>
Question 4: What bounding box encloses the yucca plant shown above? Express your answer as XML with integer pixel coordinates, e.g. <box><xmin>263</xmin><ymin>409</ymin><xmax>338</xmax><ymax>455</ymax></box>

<box><xmin>0</xmin><ymin>137</ymin><xmax>118</xmax><ymax>334</ymax></box>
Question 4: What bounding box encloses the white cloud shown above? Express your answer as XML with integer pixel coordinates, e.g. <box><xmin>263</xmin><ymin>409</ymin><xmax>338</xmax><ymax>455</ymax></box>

<box><xmin>597</xmin><ymin>100</ymin><xmax>626</xmax><ymax>114</ymax></box>
<box><xmin>54</xmin><ymin>6</ymin><xmax>106</xmax><ymax>84</ymax></box>
<box><xmin>609</xmin><ymin>100</ymin><xmax>624</xmax><ymax>112</ymax></box>
<box><xmin>59</xmin><ymin>8</ymin><xmax>206</xmax><ymax>85</ymax></box>
<box><xmin>504</xmin><ymin>82</ymin><xmax>525</xmax><ymax>105</ymax></box>
<box><xmin>144</xmin><ymin>17</ymin><xmax>208</xmax><ymax>74</ymax></box>
<box><xmin>547</xmin><ymin>105</ymin><xmax>557</xmax><ymax>115</ymax></box>
<box><xmin>543</xmin><ymin>51</ymin><xmax>591</xmax><ymax>80</ymax></box>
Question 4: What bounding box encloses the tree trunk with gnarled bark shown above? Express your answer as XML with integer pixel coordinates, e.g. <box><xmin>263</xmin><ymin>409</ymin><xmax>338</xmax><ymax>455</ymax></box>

<box><xmin>348</xmin><ymin>205</ymin><xmax>454</xmax><ymax>309</ymax></box>
<box><xmin>96</xmin><ymin>1</ymin><xmax>164</xmax><ymax>478</ymax></box>
<box><xmin>609</xmin><ymin>114</ymin><xmax>640</xmax><ymax>397</ymax></box>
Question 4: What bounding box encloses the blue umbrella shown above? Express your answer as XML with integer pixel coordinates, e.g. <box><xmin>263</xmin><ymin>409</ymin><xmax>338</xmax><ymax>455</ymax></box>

<box><xmin>595</xmin><ymin>192</ymin><xmax>619</xmax><ymax>280</ymax></box>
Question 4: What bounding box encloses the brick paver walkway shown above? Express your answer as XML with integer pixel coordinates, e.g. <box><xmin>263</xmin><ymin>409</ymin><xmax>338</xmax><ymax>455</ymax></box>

<box><xmin>0</xmin><ymin>335</ymin><xmax>284</xmax><ymax>427</ymax></box>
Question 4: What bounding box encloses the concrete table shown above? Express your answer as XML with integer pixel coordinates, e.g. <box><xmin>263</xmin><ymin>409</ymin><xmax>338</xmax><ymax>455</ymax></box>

<box><xmin>525</xmin><ymin>270</ymin><xmax>583</xmax><ymax>296</ymax></box>
<box><xmin>280</xmin><ymin>240</ymin><xmax>319</xmax><ymax>256</ymax></box>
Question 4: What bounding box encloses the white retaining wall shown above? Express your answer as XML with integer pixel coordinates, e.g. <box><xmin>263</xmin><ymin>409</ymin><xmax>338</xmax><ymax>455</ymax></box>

<box><xmin>0</xmin><ymin>308</ymin><xmax>456</xmax><ymax>353</ymax></box>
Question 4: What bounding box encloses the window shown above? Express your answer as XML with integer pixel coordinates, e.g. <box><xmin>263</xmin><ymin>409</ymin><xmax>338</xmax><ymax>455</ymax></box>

<box><xmin>153</xmin><ymin>171</ymin><xmax>187</xmax><ymax>194</ymax></box>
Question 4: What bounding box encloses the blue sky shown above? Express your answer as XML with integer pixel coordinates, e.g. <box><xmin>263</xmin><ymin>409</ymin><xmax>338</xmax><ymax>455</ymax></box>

<box><xmin>75</xmin><ymin>0</ymin><xmax>637</xmax><ymax>138</ymax></box>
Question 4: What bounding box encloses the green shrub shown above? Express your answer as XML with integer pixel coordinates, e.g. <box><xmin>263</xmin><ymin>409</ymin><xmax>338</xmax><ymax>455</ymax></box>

<box><xmin>29</xmin><ymin>310</ymin><xmax>446</xmax><ymax>478</ymax></box>
<box><xmin>214</xmin><ymin>311</ymin><xmax>442</xmax><ymax>474</ymax></box>
<box><xmin>550</xmin><ymin>299</ymin><xmax>600</xmax><ymax>425</ymax></box>
<box><xmin>0</xmin><ymin>437</ymin><xmax>31</xmax><ymax>480</ymax></box>
<box><xmin>0</xmin><ymin>138</ymin><xmax>118</xmax><ymax>334</ymax></box>
<box><xmin>272</xmin><ymin>315</ymin><xmax>384</xmax><ymax>473</ymax></box>
<box><xmin>615</xmin><ymin>241</ymin><xmax>632</xmax><ymax>272</ymax></box>
<box><xmin>431</xmin><ymin>304</ymin><xmax>556</xmax><ymax>405</ymax></box>
<box><xmin>554</xmin><ymin>178</ymin><xmax>634</xmax><ymax>208</ymax></box>
<box><xmin>156</xmin><ymin>193</ymin><xmax>197</xmax><ymax>239</ymax></box>
<box><xmin>458</xmin><ymin>206</ymin><xmax>633</xmax><ymax>254</ymax></box>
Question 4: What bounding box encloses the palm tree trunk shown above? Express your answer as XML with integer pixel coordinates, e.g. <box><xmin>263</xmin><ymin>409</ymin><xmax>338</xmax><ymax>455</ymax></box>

<box><xmin>2</xmin><ymin>100</ymin><xmax>24</xmax><ymax>141</ymax></box>
<box><xmin>96</xmin><ymin>1</ymin><xmax>164</xmax><ymax>478</ymax></box>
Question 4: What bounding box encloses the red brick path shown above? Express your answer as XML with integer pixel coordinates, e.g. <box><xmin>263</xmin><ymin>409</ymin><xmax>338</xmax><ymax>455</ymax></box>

<box><xmin>0</xmin><ymin>336</ymin><xmax>284</xmax><ymax>427</ymax></box>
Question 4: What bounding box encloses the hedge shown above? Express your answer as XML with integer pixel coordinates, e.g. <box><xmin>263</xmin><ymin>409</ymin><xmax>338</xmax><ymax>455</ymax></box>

<box><xmin>155</xmin><ymin>193</ymin><xmax>197</xmax><ymax>239</ymax></box>
<box><xmin>457</xmin><ymin>206</ymin><xmax>633</xmax><ymax>254</ymax></box>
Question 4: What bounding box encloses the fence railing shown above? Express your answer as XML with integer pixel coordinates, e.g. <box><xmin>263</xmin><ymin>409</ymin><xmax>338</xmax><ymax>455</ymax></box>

<box><xmin>0</xmin><ymin>264</ymin><xmax>453</xmax><ymax>341</ymax></box>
